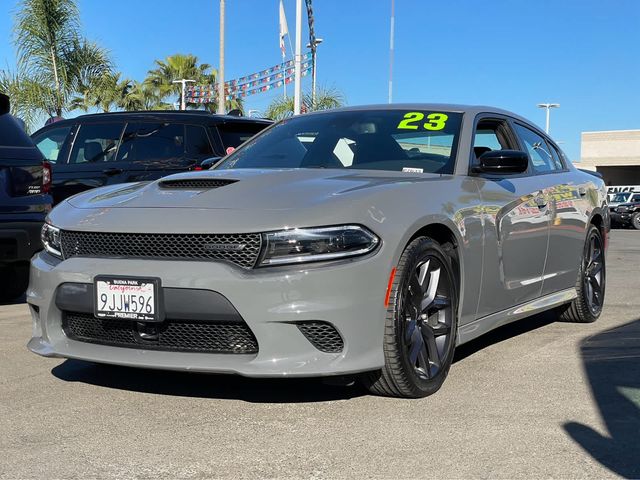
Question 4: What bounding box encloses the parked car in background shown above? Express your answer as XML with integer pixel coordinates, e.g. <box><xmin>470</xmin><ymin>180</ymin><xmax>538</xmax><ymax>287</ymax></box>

<box><xmin>31</xmin><ymin>111</ymin><xmax>271</xmax><ymax>204</ymax></box>
<box><xmin>610</xmin><ymin>196</ymin><xmax>640</xmax><ymax>229</ymax></box>
<box><xmin>0</xmin><ymin>93</ymin><xmax>52</xmax><ymax>301</ymax></box>
<box><xmin>29</xmin><ymin>104</ymin><xmax>609</xmax><ymax>398</ymax></box>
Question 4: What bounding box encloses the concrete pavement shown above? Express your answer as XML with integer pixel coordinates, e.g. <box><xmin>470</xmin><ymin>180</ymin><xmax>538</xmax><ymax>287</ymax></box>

<box><xmin>1</xmin><ymin>231</ymin><xmax>639</xmax><ymax>479</ymax></box>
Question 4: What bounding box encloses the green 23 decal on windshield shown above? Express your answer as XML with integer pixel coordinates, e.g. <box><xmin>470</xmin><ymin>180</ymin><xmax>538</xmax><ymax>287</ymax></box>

<box><xmin>397</xmin><ymin>112</ymin><xmax>448</xmax><ymax>131</ymax></box>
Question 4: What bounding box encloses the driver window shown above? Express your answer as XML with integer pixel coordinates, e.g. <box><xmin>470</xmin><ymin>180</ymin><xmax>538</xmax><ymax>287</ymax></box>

<box><xmin>473</xmin><ymin>120</ymin><xmax>511</xmax><ymax>161</ymax></box>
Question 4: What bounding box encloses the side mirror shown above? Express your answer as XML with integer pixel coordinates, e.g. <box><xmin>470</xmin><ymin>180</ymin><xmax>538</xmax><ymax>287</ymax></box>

<box><xmin>0</xmin><ymin>93</ymin><xmax>9</xmax><ymax>115</ymax></box>
<box><xmin>474</xmin><ymin>150</ymin><xmax>528</xmax><ymax>174</ymax></box>
<box><xmin>199</xmin><ymin>156</ymin><xmax>222</xmax><ymax>170</ymax></box>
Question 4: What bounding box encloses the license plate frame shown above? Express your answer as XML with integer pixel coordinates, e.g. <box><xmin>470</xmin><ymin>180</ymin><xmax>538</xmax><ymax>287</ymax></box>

<box><xmin>94</xmin><ymin>275</ymin><xmax>163</xmax><ymax>322</ymax></box>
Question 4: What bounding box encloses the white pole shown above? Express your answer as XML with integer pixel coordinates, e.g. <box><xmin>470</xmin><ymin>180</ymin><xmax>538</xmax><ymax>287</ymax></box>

<box><xmin>537</xmin><ymin>103</ymin><xmax>560</xmax><ymax>134</ymax></box>
<box><xmin>545</xmin><ymin>108</ymin><xmax>550</xmax><ymax>134</ymax></box>
<box><xmin>388</xmin><ymin>0</ymin><xmax>395</xmax><ymax>103</ymax></box>
<box><xmin>293</xmin><ymin>0</ymin><xmax>303</xmax><ymax>115</ymax></box>
<box><xmin>217</xmin><ymin>0</ymin><xmax>226</xmax><ymax>115</ymax></box>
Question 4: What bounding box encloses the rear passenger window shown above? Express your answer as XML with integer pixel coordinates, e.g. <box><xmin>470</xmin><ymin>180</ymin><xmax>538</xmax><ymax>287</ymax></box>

<box><xmin>216</xmin><ymin>123</ymin><xmax>267</xmax><ymax>149</ymax></box>
<box><xmin>185</xmin><ymin>125</ymin><xmax>213</xmax><ymax>156</ymax></box>
<box><xmin>548</xmin><ymin>143</ymin><xmax>565</xmax><ymax>170</ymax></box>
<box><xmin>513</xmin><ymin>123</ymin><xmax>559</xmax><ymax>173</ymax></box>
<box><xmin>69</xmin><ymin>123</ymin><xmax>124</xmax><ymax>164</ymax></box>
<box><xmin>117</xmin><ymin>123</ymin><xmax>185</xmax><ymax>162</ymax></box>
<box><xmin>32</xmin><ymin>125</ymin><xmax>71</xmax><ymax>163</ymax></box>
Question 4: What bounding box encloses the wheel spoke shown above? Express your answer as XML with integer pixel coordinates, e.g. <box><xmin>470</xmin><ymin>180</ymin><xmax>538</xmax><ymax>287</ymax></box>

<box><xmin>408</xmin><ymin>326</ymin><xmax>425</xmax><ymax>364</ymax></box>
<box><xmin>420</xmin><ymin>323</ymin><xmax>441</xmax><ymax>371</ymax></box>
<box><xmin>405</xmin><ymin>318</ymin><xmax>417</xmax><ymax>342</ymax></box>
<box><xmin>420</xmin><ymin>268</ymin><xmax>441</xmax><ymax>311</ymax></box>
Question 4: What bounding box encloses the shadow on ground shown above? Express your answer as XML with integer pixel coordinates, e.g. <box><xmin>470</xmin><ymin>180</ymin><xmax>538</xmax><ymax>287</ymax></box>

<box><xmin>51</xmin><ymin>311</ymin><xmax>560</xmax><ymax>403</ymax></box>
<box><xmin>563</xmin><ymin>318</ymin><xmax>640</xmax><ymax>478</ymax></box>
<box><xmin>52</xmin><ymin>359</ymin><xmax>368</xmax><ymax>403</ymax></box>
<box><xmin>454</xmin><ymin>310</ymin><xmax>557</xmax><ymax>363</ymax></box>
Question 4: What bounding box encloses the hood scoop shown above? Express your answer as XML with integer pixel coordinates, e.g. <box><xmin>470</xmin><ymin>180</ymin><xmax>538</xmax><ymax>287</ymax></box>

<box><xmin>159</xmin><ymin>178</ymin><xmax>238</xmax><ymax>190</ymax></box>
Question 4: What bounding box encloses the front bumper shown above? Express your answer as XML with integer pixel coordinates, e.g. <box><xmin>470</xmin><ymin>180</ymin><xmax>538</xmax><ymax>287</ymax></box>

<box><xmin>610</xmin><ymin>211</ymin><xmax>632</xmax><ymax>224</ymax></box>
<box><xmin>27</xmin><ymin>251</ymin><xmax>390</xmax><ymax>377</ymax></box>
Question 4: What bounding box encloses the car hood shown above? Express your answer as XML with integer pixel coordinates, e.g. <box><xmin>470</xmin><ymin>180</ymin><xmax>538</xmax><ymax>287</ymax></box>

<box><xmin>54</xmin><ymin>168</ymin><xmax>457</xmax><ymax>234</ymax></box>
<box><xmin>66</xmin><ymin>168</ymin><xmax>445</xmax><ymax>211</ymax></box>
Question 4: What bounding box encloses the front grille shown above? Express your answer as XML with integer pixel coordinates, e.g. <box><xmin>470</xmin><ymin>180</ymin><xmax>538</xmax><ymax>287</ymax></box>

<box><xmin>297</xmin><ymin>321</ymin><xmax>344</xmax><ymax>353</ymax></box>
<box><xmin>62</xmin><ymin>311</ymin><xmax>259</xmax><ymax>354</ymax></box>
<box><xmin>159</xmin><ymin>178</ymin><xmax>237</xmax><ymax>189</ymax></box>
<box><xmin>60</xmin><ymin>231</ymin><xmax>262</xmax><ymax>268</ymax></box>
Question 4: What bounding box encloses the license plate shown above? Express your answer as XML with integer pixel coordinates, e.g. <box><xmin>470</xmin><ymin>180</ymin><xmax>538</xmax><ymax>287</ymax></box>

<box><xmin>94</xmin><ymin>276</ymin><xmax>161</xmax><ymax>322</ymax></box>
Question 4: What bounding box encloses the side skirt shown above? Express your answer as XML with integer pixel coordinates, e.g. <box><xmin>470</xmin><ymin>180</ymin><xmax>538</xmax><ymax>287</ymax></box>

<box><xmin>456</xmin><ymin>288</ymin><xmax>578</xmax><ymax>346</ymax></box>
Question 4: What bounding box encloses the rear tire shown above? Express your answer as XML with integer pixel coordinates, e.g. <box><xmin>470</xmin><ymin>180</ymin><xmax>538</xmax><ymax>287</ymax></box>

<box><xmin>362</xmin><ymin>237</ymin><xmax>458</xmax><ymax>398</ymax></box>
<box><xmin>0</xmin><ymin>263</ymin><xmax>29</xmax><ymax>302</ymax></box>
<box><xmin>558</xmin><ymin>225</ymin><xmax>605</xmax><ymax>323</ymax></box>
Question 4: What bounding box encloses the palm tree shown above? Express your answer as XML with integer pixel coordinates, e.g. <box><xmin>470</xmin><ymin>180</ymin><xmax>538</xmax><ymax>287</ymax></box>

<box><xmin>121</xmin><ymin>81</ymin><xmax>171</xmax><ymax>111</ymax></box>
<box><xmin>9</xmin><ymin>0</ymin><xmax>111</xmax><ymax>124</ymax></box>
<box><xmin>145</xmin><ymin>53</ymin><xmax>243</xmax><ymax>112</ymax></box>
<box><xmin>265</xmin><ymin>87</ymin><xmax>345</xmax><ymax>121</ymax></box>
<box><xmin>71</xmin><ymin>71</ymin><xmax>133</xmax><ymax>112</ymax></box>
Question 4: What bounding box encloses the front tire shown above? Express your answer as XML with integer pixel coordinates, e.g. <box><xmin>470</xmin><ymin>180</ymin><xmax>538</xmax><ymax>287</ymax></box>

<box><xmin>631</xmin><ymin>212</ymin><xmax>640</xmax><ymax>230</ymax></box>
<box><xmin>363</xmin><ymin>237</ymin><xmax>458</xmax><ymax>398</ymax></box>
<box><xmin>558</xmin><ymin>225</ymin><xmax>605</xmax><ymax>323</ymax></box>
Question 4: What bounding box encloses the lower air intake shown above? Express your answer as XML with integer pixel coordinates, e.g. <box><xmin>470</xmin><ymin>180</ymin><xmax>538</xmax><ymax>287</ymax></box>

<box><xmin>62</xmin><ymin>311</ymin><xmax>258</xmax><ymax>354</ymax></box>
<box><xmin>297</xmin><ymin>321</ymin><xmax>344</xmax><ymax>353</ymax></box>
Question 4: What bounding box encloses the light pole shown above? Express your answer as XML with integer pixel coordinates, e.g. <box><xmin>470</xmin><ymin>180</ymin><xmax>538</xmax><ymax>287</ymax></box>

<box><xmin>537</xmin><ymin>103</ymin><xmax>560</xmax><ymax>134</ymax></box>
<box><xmin>293</xmin><ymin>0</ymin><xmax>303</xmax><ymax>115</ymax></box>
<box><xmin>388</xmin><ymin>0</ymin><xmax>395</xmax><ymax>103</ymax></box>
<box><xmin>217</xmin><ymin>0</ymin><xmax>226</xmax><ymax>114</ymax></box>
<box><xmin>172</xmin><ymin>79</ymin><xmax>196</xmax><ymax>110</ymax></box>
<box><xmin>306</xmin><ymin>37</ymin><xmax>323</xmax><ymax>109</ymax></box>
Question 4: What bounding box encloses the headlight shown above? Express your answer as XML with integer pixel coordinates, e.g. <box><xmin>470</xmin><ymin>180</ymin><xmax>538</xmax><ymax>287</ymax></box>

<box><xmin>41</xmin><ymin>221</ymin><xmax>62</xmax><ymax>258</ymax></box>
<box><xmin>259</xmin><ymin>225</ymin><xmax>380</xmax><ymax>266</ymax></box>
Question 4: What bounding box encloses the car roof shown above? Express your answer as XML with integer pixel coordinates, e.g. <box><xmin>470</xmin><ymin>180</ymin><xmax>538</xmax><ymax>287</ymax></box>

<box><xmin>304</xmin><ymin>103</ymin><xmax>534</xmax><ymax>124</ymax></box>
<box><xmin>34</xmin><ymin>111</ymin><xmax>271</xmax><ymax>131</ymax></box>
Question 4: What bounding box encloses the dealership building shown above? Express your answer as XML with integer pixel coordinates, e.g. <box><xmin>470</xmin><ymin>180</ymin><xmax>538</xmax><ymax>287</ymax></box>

<box><xmin>579</xmin><ymin>129</ymin><xmax>640</xmax><ymax>186</ymax></box>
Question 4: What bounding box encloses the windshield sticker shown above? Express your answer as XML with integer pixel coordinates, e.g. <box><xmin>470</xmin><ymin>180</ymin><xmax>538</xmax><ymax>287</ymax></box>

<box><xmin>397</xmin><ymin>112</ymin><xmax>449</xmax><ymax>131</ymax></box>
<box><xmin>402</xmin><ymin>167</ymin><xmax>423</xmax><ymax>173</ymax></box>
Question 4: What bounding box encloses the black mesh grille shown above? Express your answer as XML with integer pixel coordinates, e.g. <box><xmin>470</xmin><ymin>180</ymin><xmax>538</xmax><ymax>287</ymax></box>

<box><xmin>60</xmin><ymin>231</ymin><xmax>262</xmax><ymax>268</ymax></box>
<box><xmin>297</xmin><ymin>322</ymin><xmax>344</xmax><ymax>353</ymax></box>
<box><xmin>62</xmin><ymin>312</ymin><xmax>258</xmax><ymax>354</ymax></box>
<box><xmin>159</xmin><ymin>179</ymin><xmax>237</xmax><ymax>189</ymax></box>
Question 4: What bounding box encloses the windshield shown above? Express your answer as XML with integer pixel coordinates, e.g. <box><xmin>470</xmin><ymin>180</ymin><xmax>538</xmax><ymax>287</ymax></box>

<box><xmin>216</xmin><ymin>109</ymin><xmax>463</xmax><ymax>174</ymax></box>
<box><xmin>612</xmin><ymin>192</ymin><xmax>631</xmax><ymax>203</ymax></box>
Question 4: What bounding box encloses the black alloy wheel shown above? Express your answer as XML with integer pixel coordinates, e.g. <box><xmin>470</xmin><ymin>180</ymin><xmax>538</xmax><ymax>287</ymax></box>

<box><xmin>582</xmin><ymin>227</ymin><xmax>605</xmax><ymax>317</ymax></box>
<box><xmin>363</xmin><ymin>237</ymin><xmax>458</xmax><ymax>398</ymax></box>
<box><xmin>559</xmin><ymin>224</ymin><xmax>605</xmax><ymax>323</ymax></box>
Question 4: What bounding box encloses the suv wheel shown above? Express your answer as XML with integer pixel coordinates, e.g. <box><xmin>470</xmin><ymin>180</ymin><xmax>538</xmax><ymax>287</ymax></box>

<box><xmin>631</xmin><ymin>212</ymin><xmax>640</xmax><ymax>230</ymax></box>
<box><xmin>362</xmin><ymin>237</ymin><xmax>458</xmax><ymax>398</ymax></box>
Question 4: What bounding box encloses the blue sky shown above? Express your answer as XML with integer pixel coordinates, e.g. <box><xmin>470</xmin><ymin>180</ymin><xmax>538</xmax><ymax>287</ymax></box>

<box><xmin>1</xmin><ymin>0</ymin><xmax>639</xmax><ymax>162</ymax></box>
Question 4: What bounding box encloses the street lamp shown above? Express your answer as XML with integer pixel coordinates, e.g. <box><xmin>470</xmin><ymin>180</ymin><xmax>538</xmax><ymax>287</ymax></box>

<box><xmin>537</xmin><ymin>103</ymin><xmax>560</xmax><ymax>134</ymax></box>
<box><xmin>306</xmin><ymin>37</ymin><xmax>323</xmax><ymax>108</ymax></box>
<box><xmin>172</xmin><ymin>79</ymin><xmax>196</xmax><ymax>110</ymax></box>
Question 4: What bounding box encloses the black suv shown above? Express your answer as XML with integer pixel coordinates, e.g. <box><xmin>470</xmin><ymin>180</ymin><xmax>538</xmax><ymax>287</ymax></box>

<box><xmin>610</xmin><ymin>197</ymin><xmax>640</xmax><ymax>230</ymax></box>
<box><xmin>31</xmin><ymin>111</ymin><xmax>271</xmax><ymax>204</ymax></box>
<box><xmin>0</xmin><ymin>94</ymin><xmax>52</xmax><ymax>301</ymax></box>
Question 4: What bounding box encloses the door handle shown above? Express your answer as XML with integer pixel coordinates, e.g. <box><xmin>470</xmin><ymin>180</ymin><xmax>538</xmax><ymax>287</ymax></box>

<box><xmin>103</xmin><ymin>168</ymin><xmax>123</xmax><ymax>176</ymax></box>
<box><xmin>534</xmin><ymin>196</ymin><xmax>548</xmax><ymax>209</ymax></box>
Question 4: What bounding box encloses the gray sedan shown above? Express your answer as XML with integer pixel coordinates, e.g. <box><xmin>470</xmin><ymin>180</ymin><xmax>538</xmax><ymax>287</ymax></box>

<box><xmin>30</xmin><ymin>104</ymin><xmax>608</xmax><ymax>398</ymax></box>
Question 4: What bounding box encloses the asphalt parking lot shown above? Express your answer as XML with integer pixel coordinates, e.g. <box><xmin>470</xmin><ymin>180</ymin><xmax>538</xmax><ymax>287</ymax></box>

<box><xmin>1</xmin><ymin>230</ymin><xmax>639</xmax><ymax>479</ymax></box>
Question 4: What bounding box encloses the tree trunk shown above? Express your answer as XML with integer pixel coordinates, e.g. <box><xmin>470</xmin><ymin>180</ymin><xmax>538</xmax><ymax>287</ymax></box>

<box><xmin>50</xmin><ymin>47</ymin><xmax>62</xmax><ymax>116</ymax></box>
